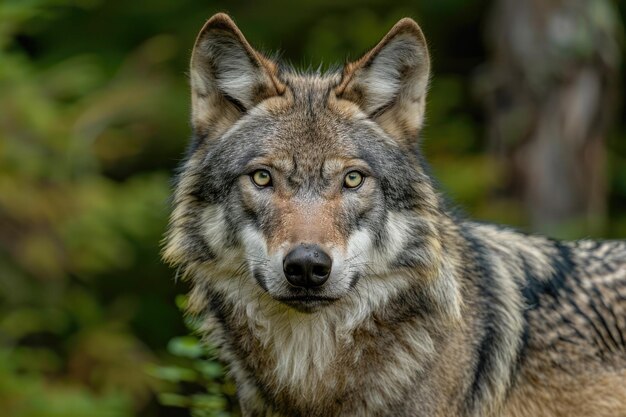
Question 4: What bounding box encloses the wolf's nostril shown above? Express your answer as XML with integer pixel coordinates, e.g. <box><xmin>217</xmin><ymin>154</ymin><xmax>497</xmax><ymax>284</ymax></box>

<box><xmin>312</xmin><ymin>265</ymin><xmax>329</xmax><ymax>277</ymax></box>
<box><xmin>285</xmin><ymin>264</ymin><xmax>303</xmax><ymax>276</ymax></box>
<box><xmin>283</xmin><ymin>244</ymin><xmax>332</xmax><ymax>288</ymax></box>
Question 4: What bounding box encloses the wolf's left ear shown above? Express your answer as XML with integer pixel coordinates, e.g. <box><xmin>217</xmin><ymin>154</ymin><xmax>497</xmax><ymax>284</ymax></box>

<box><xmin>190</xmin><ymin>13</ymin><xmax>285</xmax><ymax>138</ymax></box>
<box><xmin>335</xmin><ymin>18</ymin><xmax>430</xmax><ymax>143</ymax></box>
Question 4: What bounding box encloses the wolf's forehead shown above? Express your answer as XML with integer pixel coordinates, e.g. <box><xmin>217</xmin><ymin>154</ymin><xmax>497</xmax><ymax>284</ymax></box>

<box><xmin>202</xmin><ymin>74</ymin><xmax>372</xmax><ymax>176</ymax></box>
<box><xmin>259</xmin><ymin>142</ymin><xmax>359</xmax><ymax>183</ymax></box>
<box><xmin>282</xmin><ymin>71</ymin><xmax>341</xmax><ymax>101</ymax></box>
<box><xmin>264</xmin><ymin>72</ymin><xmax>358</xmax><ymax>118</ymax></box>
<box><xmin>262</xmin><ymin>120</ymin><xmax>360</xmax><ymax>174</ymax></box>
<box><xmin>254</xmin><ymin>80</ymin><xmax>361</xmax><ymax>152</ymax></box>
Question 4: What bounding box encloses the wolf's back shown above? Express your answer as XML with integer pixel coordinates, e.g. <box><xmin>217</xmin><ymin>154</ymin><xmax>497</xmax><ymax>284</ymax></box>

<box><xmin>462</xmin><ymin>223</ymin><xmax>626</xmax><ymax>416</ymax></box>
<box><xmin>526</xmin><ymin>239</ymin><xmax>626</xmax><ymax>365</ymax></box>
<box><xmin>466</xmin><ymin>222</ymin><xmax>626</xmax><ymax>362</ymax></box>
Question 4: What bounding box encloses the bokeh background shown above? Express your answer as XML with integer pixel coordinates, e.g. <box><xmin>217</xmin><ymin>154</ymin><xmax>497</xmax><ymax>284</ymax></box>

<box><xmin>1</xmin><ymin>1</ymin><xmax>624</xmax><ymax>416</ymax></box>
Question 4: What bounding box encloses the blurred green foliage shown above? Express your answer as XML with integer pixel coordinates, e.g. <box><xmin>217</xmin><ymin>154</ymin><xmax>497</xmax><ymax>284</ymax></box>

<box><xmin>148</xmin><ymin>296</ymin><xmax>239</xmax><ymax>417</ymax></box>
<box><xmin>0</xmin><ymin>0</ymin><xmax>624</xmax><ymax>416</ymax></box>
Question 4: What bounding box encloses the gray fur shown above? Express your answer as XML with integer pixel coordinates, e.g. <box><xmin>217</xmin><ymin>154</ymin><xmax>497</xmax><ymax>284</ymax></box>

<box><xmin>163</xmin><ymin>14</ymin><xmax>626</xmax><ymax>417</ymax></box>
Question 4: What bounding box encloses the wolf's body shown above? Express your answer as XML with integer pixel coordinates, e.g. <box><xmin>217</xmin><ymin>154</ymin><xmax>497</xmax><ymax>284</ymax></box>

<box><xmin>163</xmin><ymin>14</ymin><xmax>626</xmax><ymax>417</ymax></box>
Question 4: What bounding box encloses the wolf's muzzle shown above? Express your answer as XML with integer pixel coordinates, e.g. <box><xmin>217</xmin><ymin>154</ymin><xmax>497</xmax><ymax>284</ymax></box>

<box><xmin>283</xmin><ymin>244</ymin><xmax>332</xmax><ymax>288</ymax></box>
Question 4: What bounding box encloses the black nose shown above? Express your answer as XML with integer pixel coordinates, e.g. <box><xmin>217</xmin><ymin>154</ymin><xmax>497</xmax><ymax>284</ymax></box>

<box><xmin>283</xmin><ymin>244</ymin><xmax>332</xmax><ymax>288</ymax></box>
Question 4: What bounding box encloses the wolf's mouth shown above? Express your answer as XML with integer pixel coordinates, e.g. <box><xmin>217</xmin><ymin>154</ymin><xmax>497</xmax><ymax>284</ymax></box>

<box><xmin>276</xmin><ymin>295</ymin><xmax>339</xmax><ymax>312</ymax></box>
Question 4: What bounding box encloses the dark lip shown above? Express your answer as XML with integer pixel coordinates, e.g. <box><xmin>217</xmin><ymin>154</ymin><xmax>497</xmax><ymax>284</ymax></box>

<box><xmin>276</xmin><ymin>295</ymin><xmax>339</xmax><ymax>312</ymax></box>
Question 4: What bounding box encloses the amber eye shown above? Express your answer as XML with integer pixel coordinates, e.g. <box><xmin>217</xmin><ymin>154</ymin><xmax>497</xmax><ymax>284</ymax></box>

<box><xmin>251</xmin><ymin>169</ymin><xmax>272</xmax><ymax>187</ymax></box>
<box><xmin>344</xmin><ymin>171</ymin><xmax>364</xmax><ymax>189</ymax></box>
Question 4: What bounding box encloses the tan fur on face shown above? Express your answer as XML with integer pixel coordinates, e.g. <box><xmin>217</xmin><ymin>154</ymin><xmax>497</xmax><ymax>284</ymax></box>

<box><xmin>240</xmin><ymin>155</ymin><xmax>370</xmax><ymax>256</ymax></box>
<box><xmin>266</xmin><ymin>197</ymin><xmax>346</xmax><ymax>254</ymax></box>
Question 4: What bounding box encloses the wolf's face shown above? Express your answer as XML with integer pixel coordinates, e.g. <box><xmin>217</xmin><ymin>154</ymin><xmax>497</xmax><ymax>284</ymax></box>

<box><xmin>164</xmin><ymin>15</ymin><xmax>460</xmax><ymax>316</ymax></box>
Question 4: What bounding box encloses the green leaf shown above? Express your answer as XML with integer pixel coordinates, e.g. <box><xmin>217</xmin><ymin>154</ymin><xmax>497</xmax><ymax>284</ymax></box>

<box><xmin>148</xmin><ymin>365</ymin><xmax>197</xmax><ymax>383</ymax></box>
<box><xmin>167</xmin><ymin>336</ymin><xmax>205</xmax><ymax>359</ymax></box>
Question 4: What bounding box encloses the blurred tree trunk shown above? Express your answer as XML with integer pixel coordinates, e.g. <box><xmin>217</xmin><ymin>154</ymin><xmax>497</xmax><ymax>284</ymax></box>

<box><xmin>479</xmin><ymin>0</ymin><xmax>622</xmax><ymax>237</ymax></box>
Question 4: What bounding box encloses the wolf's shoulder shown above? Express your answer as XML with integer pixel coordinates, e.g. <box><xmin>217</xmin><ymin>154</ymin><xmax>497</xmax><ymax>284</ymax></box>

<box><xmin>457</xmin><ymin>221</ymin><xmax>625</xmax><ymax>312</ymax></box>
<box><xmin>460</xmin><ymin>222</ymin><xmax>626</xmax><ymax>366</ymax></box>
<box><xmin>459</xmin><ymin>220</ymin><xmax>625</xmax><ymax>270</ymax></box>
<box><xmin>457</xmin><ymin>220</ymin><xmax>559</xmax><ymax>263</ymax></box>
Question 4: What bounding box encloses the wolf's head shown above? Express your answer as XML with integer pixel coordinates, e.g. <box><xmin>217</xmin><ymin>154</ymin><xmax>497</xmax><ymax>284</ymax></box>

<box><xmin>163</xmin><ymin>14</ymin><xmax>460</xmax><ymax>318</ymax></box>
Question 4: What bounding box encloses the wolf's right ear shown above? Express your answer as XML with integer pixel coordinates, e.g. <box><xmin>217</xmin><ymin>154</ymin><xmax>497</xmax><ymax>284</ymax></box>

<box><xmin>190</xmin><ymin>13</ymin><xmax>285</xmax><ymax>138</ymax></box>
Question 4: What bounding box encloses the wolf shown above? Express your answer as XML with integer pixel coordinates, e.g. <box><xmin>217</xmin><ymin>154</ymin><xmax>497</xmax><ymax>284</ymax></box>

<box><xmin>162</xmin><ymin>13</ymin><xmax>626</xmax><ymax>417</ymax></box>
